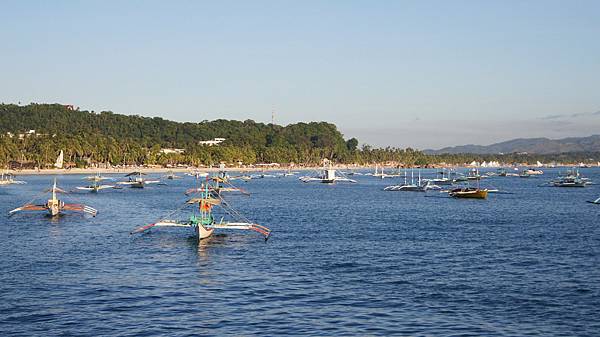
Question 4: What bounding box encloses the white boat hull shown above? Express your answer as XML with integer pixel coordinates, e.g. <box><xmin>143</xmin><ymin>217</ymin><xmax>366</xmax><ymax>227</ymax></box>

<box><xmin>196</xmin><ymin>224</ymin><xmax>214</xmax><ymax>239</ymax></box>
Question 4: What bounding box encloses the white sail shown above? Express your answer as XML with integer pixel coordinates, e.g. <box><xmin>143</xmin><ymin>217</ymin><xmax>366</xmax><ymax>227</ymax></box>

<box><xmin>54</xmin><ymin>150</ymin><xmax>64</xmax><ymax>169</ymax></box>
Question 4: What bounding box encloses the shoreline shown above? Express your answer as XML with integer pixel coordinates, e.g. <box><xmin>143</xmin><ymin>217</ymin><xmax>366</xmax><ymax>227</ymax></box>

<box><xmin>3</xmin><ymin>163</ymin><xmax>595</xmax><ymax>176</ymax></box>
<box><xmin>3</xmin><ymin>166</ymin><xmax>346</xmax><ymax>176</ymax></box>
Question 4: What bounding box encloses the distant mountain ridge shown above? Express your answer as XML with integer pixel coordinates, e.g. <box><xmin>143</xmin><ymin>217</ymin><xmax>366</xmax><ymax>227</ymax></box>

<box><xmin>425</xmin><ymin>135</ymin><xmax>600</xmax><ymax>154</ymax></box>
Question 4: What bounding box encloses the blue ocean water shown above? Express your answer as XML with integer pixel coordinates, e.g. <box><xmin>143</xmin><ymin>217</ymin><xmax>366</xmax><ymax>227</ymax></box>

<box><xmin>1</xmin><ymin>168</ymin><xmax>599</xmax><ymax>336</ymax></box>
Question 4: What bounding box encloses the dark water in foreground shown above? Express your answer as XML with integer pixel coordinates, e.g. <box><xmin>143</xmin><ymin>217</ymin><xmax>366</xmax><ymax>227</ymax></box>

<box><xmin>1</xmin><ymin>168</ymin><xmax>600</xmax><ymax>336</ymax></box>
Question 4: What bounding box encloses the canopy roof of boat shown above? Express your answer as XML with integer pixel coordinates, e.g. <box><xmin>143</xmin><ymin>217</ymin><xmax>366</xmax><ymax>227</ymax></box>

<box><xmin>187</xmin><ymin>197</ymin><xmax>221</xmax><ymax>205</ymax></box>
<box><xmin>125</xmin><ymin>171</ymin><xmax>146</xmax><ymax>176</ymax></box>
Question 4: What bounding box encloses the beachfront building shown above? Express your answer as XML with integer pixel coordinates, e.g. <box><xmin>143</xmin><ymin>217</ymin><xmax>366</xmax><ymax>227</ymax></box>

<box><xmin>198</xmin><ymin>138</ymin><xmax>226</xmax><ymax>146</ymax></box>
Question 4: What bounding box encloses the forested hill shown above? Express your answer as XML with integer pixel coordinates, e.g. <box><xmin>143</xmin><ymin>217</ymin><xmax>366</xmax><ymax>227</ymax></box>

<box><xmin>0</xmin><ymin>103</ymin><xmax>370</xmax><ymax>166</ymax></box>
<box><xmin>0</xmin><ymin>103</ymin><xmax>349</xmax><ymax>150</ymax></box>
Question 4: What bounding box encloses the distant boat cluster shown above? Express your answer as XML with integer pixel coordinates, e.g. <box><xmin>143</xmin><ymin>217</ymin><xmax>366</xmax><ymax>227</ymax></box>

<box><xmin>3</xmin><ymin>162</ymin><xmax>599</xmax><ymax>246</ymax></box>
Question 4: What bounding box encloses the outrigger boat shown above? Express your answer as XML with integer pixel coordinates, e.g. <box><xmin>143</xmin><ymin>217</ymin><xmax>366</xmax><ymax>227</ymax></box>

<box><xmin>384</xmin><ymin>169</ymin><xmax>426</xmax><ymax>191</ymax></box>
<box><xmin>187</xmin><ymin>170</ymin><xmax>209</xmax><ymax>179</ymax></box>
<box><xmin>466</xmin><ymin>168</ymin><xmax>485</xmax><ymax>180</ymax></box>
<box><xmin>430</xmin><ymin>168</ymin><xmax>453</xmax><ymax>185</ymax></box>
<box><xmin>117</xmin><ymin>172</ymin><xmax>161</xmax><ymax>188</ymax></box>
<box><xmin>519</xmin><ymin>170</ymin><xmax>531</xmax><ymax>178</ymax></box>
<box><xmin>370</xmin><ymin>164</ymin><xmax>400</xmax><ymax>179</ymax></box>
<box><xmin>9</xmin><ymin>178</ymin><xmax>97</xmax><ymax>216</ymax></box>
<box><xmin>185</xmin><ymin>175</ymin><xmax>250</xmax><ymax>196</ymax></box>
<box><xmin>250</xmin><ymin>172</ymin><xmax>276</xmax><ymax>179</ymax></box>
<box><xmin>278</xmin><ymin>167</ymin><xmax>298</xmax><ymax>177</ymax></box>
<box><xmin>0</xmin><ymin>172</ymin><xmax>26</xmax><ymax>186</ymax></box>
<box><xmin>299</xmin><ymin>166</ymin><xmax>356</xmax><ymax>184</ymax></box>
<box><xmin>131</xmin><ymin>180</ymin><xmax>270</xmax><ymax>240</ymax></box>
<box><xmin>76</xmin><ymin>173</ymin><xmax>115</xmax><ymax>192</ymax></box>
<box><xmin>550</xmin><ymin>169</ymin><xmax>591</xmax><ymax>187</ymax></box>
<box><xmin>497</xmin><ymin>168</ymin><xmax>519</xmax><ymax>177</ymax></box>
<box><xmin>164</xmin><ymin>170</ymin><xmax>181</xmax><ymax>180</ymax></box>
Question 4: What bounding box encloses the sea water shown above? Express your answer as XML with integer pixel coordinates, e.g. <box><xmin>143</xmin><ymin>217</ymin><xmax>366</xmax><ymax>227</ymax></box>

<box><xmin>1</xmin><ymin>168</ymin><xmax>599</xmax><ymax>336</ymax></box>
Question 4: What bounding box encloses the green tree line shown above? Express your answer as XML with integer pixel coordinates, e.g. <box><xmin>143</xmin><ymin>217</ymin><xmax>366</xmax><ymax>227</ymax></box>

<box><xmin>0</xmin><ymin>104</ymin><xmax>598</xmax><ymax>168</ymax></box>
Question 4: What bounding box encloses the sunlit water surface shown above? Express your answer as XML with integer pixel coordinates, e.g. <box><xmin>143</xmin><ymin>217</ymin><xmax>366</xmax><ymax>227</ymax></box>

<box><xmin>1</xmin><ymin>168</ymin><xmax>600</xmax><ymax>336</ymax></box>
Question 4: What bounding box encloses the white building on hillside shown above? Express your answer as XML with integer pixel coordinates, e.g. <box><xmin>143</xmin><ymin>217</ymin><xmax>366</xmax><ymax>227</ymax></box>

<box><xmin>199</xmin><ymin>138</ymin><xmax>226</xmax><ymax>146</ymax></box>
<box><xmin>160</xmin><ymin>148</ymin><xmax>185</xmax><ymax>154</ymax></box>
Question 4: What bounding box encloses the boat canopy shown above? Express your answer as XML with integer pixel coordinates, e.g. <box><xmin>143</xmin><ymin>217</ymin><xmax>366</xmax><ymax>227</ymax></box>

<box><xmin>125</xmin><ymin>171</ymin><xmax>146</xmax><ymax>176</ymax></box>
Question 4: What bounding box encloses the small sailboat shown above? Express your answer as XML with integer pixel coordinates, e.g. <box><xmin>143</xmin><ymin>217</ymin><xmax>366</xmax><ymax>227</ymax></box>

<box><xmin>76</xmin><ymin>173</ymin><xmax>115</xmax><ymax>192</ymax></box>
<box><xmin>9</xmin><ymin>178</ymin><xmax>97</xmax><ymax>216</ymax></box>
<box><xmin>117</xmin><ymin>172</ymin><xmax>161</xmax><ymax>188</ymax></box>
<box><xmin>131</xmin><ymin>180</ymin><xmax>270</xmax><ymax>241</ymax></box>
<box><xmin>54</xmin><ymin>150</ymin><xmax>64</xmax><ymax>169</ymax></box>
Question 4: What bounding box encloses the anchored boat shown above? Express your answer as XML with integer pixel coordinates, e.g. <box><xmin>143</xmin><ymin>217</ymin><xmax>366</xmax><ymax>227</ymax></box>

<box><xmin>185</xmin><ymin>172</ymin><xmax>250</xmax><ymax>196</ymax></box>
<box><xmin>551</xmin><ymin>169</ymin><xmax>590</xmax><ymax>187</ymax></box>
<box><xmin>0</xmin><ymin>172</ymin><xmax>26</xmax><ymax>186</ymax></box>
<box><xmin>299</xmin><ymin>165</ymin><xmax>356</xmax><ymax>184</ymax></box>
<box><xmin>431</xmin><ymin>168</ymin><xmax>453</xmax><ymax>185</ymax></box>
<box><xmin>9</xmin><ymin>178</ymin><xmax>97</xmax><ymax>217</ymax></box>
<box><xmin>76</xmin><ymin>173</ymin><xmax>115</xmax><ymax>192</ymax></box>
<box><xmin>131</xmin><ymin>180</ymin><xmax>270</xmax><ymax>241</ymax></box>
<box><xmin>117</xmin><ymin>172</ymin><xmax>161</xmax><ymax>188</ymax></box>
<box><xmin>524</xmin><ymin>168</ymin><xmax>543</xmax><ymax>175</ymax></box>
<box><xmin>164</xmin><ymin>170</ymin><xmax>181</xmax><ymax>180</ymax></box>
<box><xmin>384</xmin><ymin>169</ymin><xmax>426</xmax><ymax>192</ymax></box>
<box><xmin>466</xmin><ymin>168</ymin><xmax>485</xmax><ymax>181</ymax></box>
<box><xmin>449</xmin><ymin>187</ymin><xmax>488</xmax><ymax>199</ymax></box>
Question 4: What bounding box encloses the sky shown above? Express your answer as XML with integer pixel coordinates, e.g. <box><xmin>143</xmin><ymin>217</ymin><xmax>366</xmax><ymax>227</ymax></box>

<box><xmin>1</xmin><ymin>0</ymin><xmax>599</xmax><ymax>149</ymax></box>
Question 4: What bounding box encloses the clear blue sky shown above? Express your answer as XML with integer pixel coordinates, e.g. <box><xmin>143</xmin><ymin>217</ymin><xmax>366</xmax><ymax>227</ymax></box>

<box><xmin>1</xmin><ymin>0</ymin><xmax>599</xmax><ymax>148</ymax></box>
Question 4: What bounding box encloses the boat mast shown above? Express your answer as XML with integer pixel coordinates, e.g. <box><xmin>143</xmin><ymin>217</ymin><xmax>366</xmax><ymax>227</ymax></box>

<box><xmin>52</xmin><ymin>178</ymin><xmax>57</xmax><ymax>202</ymax></box>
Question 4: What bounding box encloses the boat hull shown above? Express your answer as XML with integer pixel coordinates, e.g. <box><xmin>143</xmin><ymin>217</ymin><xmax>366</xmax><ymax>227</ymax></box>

<box><xmin>450</xmin><ymin>189</ymin><xmax>488</xmax><ymax>199</ymax></box>
<box><xmin>554</xmin><ymin>183</ymin><xmax>586</xmax><ymax>187</ymax></box>
<box><xmin>196</xmin><ymin>224</ymin><xmax>214</xmax><ymax>239</ymax></box>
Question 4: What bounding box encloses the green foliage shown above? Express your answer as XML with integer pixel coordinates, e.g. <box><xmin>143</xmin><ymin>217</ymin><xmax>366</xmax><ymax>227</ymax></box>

<box><xmin>0</xmin><ymin>104</ymin><xmax>353</xmax><ymax>167</ymax></box>
<box><xmin>1</xmin><ymin>104</ymin><xmax>597</xmax><ymax>168</ymax></box>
